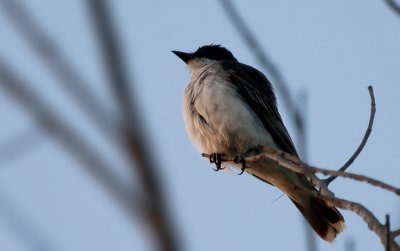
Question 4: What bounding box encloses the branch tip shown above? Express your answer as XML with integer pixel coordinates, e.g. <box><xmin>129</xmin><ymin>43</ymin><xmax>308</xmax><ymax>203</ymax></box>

<box><xmin>386</xmin><ymin>214</ymin><xmax>391</xmax><ymax>251</ymax></box>
<box><xmin>324</xmin><ymin>86</ymin><xmax>376</xmax><ymax>185</ymax></box>
<box><xmin>392</xmin><ymin>229</ymin><xmax>400</xmax><ymax>239</ymax></box>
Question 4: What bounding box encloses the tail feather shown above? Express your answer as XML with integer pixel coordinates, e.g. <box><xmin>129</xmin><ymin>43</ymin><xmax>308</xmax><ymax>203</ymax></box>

<box><xmin>291</xmin><ymin>197</ymin><xmax>345</xmax><ymax>242</ymax></box>
<box><xmin>247</xmin><ymin>161</ymin><xmax>345</xmax><ymax>242</ymax></box>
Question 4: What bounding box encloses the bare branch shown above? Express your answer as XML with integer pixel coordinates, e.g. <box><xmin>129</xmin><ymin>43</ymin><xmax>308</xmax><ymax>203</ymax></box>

<box><xmin>86</xmin><ymin>1</ymin><xmax>180</xmax><ymax>250</ymax></box>
<box><xmin>0</xmin><ymin>0</ymin><xmax>116</xmax><ymax>136</ymax></box>
<box><xmin>325</xmin><ymin>86</ymin><xmax>376</xmax><ymax>185</ymax></box>
<box><xmin>385</xmin><ymin>0</ymin><xmax>400</xmax><ymax>15</ymax></box>
<box><xmin>392</xmin><ymin>229</ymin><xmax>400</xmax><ymax>238</ymax></box>
<box><xmin>386</xmin><ymin>215</ymin><xmax>391</xmax><ymax>251</ymax></box>
<box><xmin>307</xmin><ymin>162</ymin><xmax>400</xmax><ymax>196</ymax></box>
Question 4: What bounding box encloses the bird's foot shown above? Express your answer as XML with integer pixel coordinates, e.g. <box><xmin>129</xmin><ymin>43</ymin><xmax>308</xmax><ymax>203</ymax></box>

<box><xmin>208</xmin><ymin>153</ymin><xmax>225</xmax><ymax>171</ymax></box>
<box><xmin>233</xmin><ymin>153</ymin><xmax>248</xmax><ymax>175</ymax></box>
<box><xmin>234</xmin><ymin>147</ymin><xmax>262</xmax><ymax>175</ymax></box>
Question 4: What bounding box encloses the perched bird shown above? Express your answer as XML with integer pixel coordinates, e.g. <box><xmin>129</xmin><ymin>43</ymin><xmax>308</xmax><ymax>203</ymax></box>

<box><xmin>172</xmin><ymin>44</ymin><xmax>345</xmax><ymax>242</ymax></box>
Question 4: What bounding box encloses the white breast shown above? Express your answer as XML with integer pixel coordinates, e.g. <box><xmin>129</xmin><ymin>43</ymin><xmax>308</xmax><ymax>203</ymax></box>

<box><xmin>183</xmin><ymin>65</ymin><xmax>277</xmax><ymax>156</ymax></box>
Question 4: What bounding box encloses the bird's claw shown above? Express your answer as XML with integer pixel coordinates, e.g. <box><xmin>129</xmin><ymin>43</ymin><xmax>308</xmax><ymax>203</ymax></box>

<box><xmin>234</xmin><ymin>154</ymin><xmax>249</xmax><ymax>175</ymax></box>
<box><xmin>208</xmin><ymin>153</ymin><xmax>225</xmax><ymax>171</ymax></box>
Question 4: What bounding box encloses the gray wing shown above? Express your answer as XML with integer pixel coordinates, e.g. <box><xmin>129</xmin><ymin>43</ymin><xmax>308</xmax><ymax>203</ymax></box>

<box><xmin>220</xmin><ymin>61</ymin><xmax>298</xmax><ymax>157</ymax></box>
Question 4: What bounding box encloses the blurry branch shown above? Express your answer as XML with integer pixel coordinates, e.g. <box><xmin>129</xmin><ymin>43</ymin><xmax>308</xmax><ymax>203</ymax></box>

<box><xmin>218</xmin><ymin>0</ymin><xmax>316</xmax><ymax>249</ymax></box>
<box><xmin>385</xmin><ymin>0</ymin><xmax>400</xmax><ymax>15</ymax></box>
<box><xmin>86</xmin><ymin>1</ymin><xmax>180</xmax><ymax>251</ymax></box>
<box><xmin>0</xmin><ymin>189</ymin><xmax>54</xmax><ymax>251</ymax></box>
<box><xmin>218</xmin><ymin>0</ymin><xmax>303</xmax><ymax>130</ymax></box>
<box><xmin>0</xmin><ymin>59</ymin><xmax>141</xmax><ymax>223</ymax></box>
<box><xmin>0</xmin><ymin>126</ymin><xmax>44</xmax><ymax>163</ymax></box>
<box><xmin>324</xmin><ymin>86</ymin><xmax>375</xmax><ymax>185</ymax></box>
<box><xmin>0</xmin><ymin>0</ymin><xmax>117</xmax><ymax>137</ymax></box>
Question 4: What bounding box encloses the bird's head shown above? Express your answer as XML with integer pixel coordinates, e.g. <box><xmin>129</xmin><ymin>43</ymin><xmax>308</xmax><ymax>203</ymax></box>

<box><xmin>172</xmin><ymin>44</ymin><xmax>238</xmax><ymax>71</ymax></box>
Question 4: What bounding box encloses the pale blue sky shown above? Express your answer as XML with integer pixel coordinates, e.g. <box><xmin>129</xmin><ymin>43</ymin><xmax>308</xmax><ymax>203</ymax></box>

<box><xmin>0</xmin><ymin>1</ymin><xmax>399</xmax><ymax>251</ymax></box>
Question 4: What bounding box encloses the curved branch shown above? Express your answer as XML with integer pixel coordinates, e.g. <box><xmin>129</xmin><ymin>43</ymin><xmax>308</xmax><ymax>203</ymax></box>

<box><xmin>325</xmin><ymin>86</ymin><xmax>376</xmax><ymax>185</ymax></box>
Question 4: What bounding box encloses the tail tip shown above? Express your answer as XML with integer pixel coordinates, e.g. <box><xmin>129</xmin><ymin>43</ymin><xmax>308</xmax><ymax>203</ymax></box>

<box><xmin>323</xmin><ymin>220</ymin><xmax>346</xmax><ymax>242</ymax></box>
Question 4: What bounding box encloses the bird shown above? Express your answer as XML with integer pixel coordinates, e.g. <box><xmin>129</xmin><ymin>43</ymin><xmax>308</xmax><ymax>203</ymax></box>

<box><xmin>172</xmin><ymin>44</ymin><xmax>345</xmax><ymax>242</ymax></box>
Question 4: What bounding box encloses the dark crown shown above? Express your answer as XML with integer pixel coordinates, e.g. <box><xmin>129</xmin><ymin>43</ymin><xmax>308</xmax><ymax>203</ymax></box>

<box><xmin>192</xmin><ymin>44</ymin><xmax>238</xmax><ymax>62</ymax></box>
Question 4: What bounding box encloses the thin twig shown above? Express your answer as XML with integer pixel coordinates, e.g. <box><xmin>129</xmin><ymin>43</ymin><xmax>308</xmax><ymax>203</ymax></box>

<box><xmin>325</xmin><ymin>86</ymin><xmax>376</xmax><ymax>185</ymax></box>
<box><xmin>385</xmin><ymin>0</ymin><xmax>400</xmax><ymax>15</ymax></box>
<box><xmin>392</xmin><ymin>229</ymin><xmax>400</xmax><ymax>238</ymax></box>
<box><xmin>305</xmin><ymin>163</ymin><xmax>400</xmax><ymax>196</ymax></box>
<box><xmin>0</xmin><ymin>0</ymin><xmax>116</xmax><ymax>137</ymax></box>
<box><xmin>86</xmin><ymin>1</ymin><xmax>180</xmax><ymax>250</ymax></box>
<box><xmin>386</xmin><ymin>215</ymin><xmax>391</xmax><ymax>251</ymax></box>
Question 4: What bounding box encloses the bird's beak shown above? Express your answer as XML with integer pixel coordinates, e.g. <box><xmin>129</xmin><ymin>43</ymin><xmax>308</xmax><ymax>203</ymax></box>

<box><xmin>172</xmin><ymin>50</ymin><xmax>193</xmax><ymax>64</ymax></box>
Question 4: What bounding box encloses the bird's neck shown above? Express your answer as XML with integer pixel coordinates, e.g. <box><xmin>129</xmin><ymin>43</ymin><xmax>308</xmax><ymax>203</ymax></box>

<box><xmin>188</xmin><ymin>58</ymin><xmax>216</xmax><ymax>76</ymax></box>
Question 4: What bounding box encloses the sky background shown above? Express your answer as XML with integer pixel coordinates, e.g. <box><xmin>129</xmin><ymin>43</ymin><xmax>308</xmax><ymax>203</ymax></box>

<box><xmin>0</xmin><ymin>1</ymin><xmax>399</xmax><ymax>251</ymax></box>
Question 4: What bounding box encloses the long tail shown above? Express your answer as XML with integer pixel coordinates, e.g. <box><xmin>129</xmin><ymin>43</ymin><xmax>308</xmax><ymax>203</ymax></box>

<box><xmin>290</xmin><ymin>195</ymin><xmax>345</xmax><ymax>242</ymax></box>
<box><xmin>247</xmin><ymin>160</ymin><xmax>345</xmax><ymax>242</ymax></box>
